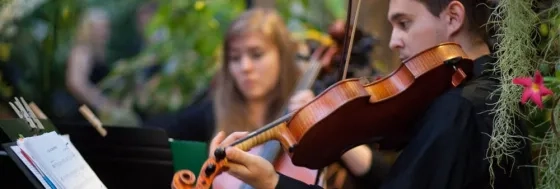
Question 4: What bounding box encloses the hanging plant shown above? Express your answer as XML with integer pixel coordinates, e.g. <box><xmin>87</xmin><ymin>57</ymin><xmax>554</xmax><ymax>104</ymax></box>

<box><xmin>489</xmin><ymin>0</ymin><xmax>560</xmax><ymax>187</ymax></box>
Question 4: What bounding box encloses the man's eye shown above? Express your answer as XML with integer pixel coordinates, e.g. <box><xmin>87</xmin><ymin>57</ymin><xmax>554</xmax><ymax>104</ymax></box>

<box><xmin>399</xmin><ymin>20</ymin><xmax>410</xmax><ymax>29</ymax></box>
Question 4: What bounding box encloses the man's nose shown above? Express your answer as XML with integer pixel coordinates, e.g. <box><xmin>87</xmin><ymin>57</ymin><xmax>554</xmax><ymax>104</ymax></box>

<box><xmin>388</xmin><ymin>30</ymin><xmax>403</xmax><ymax>51</ymax></box>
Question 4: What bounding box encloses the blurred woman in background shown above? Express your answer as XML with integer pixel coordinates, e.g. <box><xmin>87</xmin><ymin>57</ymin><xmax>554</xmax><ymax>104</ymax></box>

<box><xmin>211</xmin><ymin>8</ymin><xmax>323</xmax><ymax>188</ymax></box>
<box><xmin>52</xmin><ymin>8</ymin><xmax>115</xmax><ymax>124</ymax></box>
<box><xmin>145</xmin><ymin>7</ymin><xmax>327</xmax><ymax>188</ymax></box>
<box><xmin>64</xmin><ymin>8</ymin><xmax>140</xmax><ymax>126</ymax></box>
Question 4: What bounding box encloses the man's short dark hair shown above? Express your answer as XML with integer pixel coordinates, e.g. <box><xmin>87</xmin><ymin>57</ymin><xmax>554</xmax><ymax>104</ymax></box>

<box><xmin>418</xmin><ymin>0</ymin><xmax>494</xmax><ymax>45</ymax></box>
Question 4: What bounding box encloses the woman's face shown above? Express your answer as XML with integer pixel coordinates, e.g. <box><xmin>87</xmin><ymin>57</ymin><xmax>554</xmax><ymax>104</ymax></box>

<box><xmin>91</xmin><ymin>20</ymin><xmax>110</xmax><ymax>47</ymax></box>
<box><xmin>228</xmin><ymin>32</ymin><xmax>281</xmax><ymax>101</ymax></box>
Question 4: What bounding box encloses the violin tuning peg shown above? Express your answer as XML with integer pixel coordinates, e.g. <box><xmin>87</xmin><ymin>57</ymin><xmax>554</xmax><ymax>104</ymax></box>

<box><xmin>214</xmin><ymin>147</ymin><xmax>226</xmax><ymax>160</ymax></box>
<box><xmin>204</xmin><ymin>163</ymin><xmax>216</xmax><ymax>176</ymax></box>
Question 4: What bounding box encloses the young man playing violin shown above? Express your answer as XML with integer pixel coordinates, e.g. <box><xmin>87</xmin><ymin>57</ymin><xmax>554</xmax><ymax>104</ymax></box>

<box><xmin>209</xmin><ymin>0</ymin><xmax>536</xmax><ymax>188</ymax></box>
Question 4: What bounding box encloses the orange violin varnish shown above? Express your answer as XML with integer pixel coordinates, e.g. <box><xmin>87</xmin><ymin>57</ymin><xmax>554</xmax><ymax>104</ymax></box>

<box><xmin>172</xmin><ymin>170</ymin><xmax>195</xmax><ymax>189</ymax></box>
<box><xmin>172</xmin><ymin>43</ymin><xmax>474</xmax><ymax>189</ymax></box>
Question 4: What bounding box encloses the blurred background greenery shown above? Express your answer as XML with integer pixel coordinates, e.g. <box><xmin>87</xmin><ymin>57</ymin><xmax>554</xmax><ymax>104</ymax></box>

<box><xmin>0</xmin><ymin>0</ymin><xmax>347</xmax><ymax>122</ymax></box>
<box><xmin>0</xmin><ymin>0</ymin><xmax>557</xmax><ymax>147</ymax></box>
<box><xmin>1</xmin><ymin>0</ymin><xmax>560</xmax><ymax>186</ymax></box>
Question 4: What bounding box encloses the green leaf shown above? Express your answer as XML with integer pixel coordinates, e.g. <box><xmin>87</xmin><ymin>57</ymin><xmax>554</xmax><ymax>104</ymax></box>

<box><xmin>324</xmin><ymin>0</ymin><xmax>345</xmax><ymax>19</ymax></box>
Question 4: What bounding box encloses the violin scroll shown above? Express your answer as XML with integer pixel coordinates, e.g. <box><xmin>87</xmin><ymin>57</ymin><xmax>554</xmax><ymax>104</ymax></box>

<box><xmin>171</xmin><ymin>170</ymin><xmax>195</xmax><ymax>189</ymax></box>
<box><xmin>171</xmin><ymin>157</ymin><xmax>229</xmax><ymax>189</ymax></box>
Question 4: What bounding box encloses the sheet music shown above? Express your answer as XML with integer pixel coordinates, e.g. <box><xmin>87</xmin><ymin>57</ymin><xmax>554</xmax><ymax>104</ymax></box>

<box><xmin>18</xmin><ymin>132</ymin><xmax>106</xmax><ymax>189</ymax></box>
<box><xmin>61</xmin><ymin>134</ymin><xmax>70</xmax><ymax>141</ymax></box>
<box><xmin>10</xmin><ymin>145</ymin><xmax>52</xmax><ymax>189</ymax></box>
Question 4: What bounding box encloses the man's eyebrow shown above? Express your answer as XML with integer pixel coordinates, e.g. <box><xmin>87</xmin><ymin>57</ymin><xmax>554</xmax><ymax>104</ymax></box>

<box><xmin>389</xmin><ymin>13</ymin><xmax>406</xmax><ymax>21</ymax></box>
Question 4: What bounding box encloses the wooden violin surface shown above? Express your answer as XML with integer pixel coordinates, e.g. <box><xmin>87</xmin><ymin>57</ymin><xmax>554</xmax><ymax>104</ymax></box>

<box><xmin>287</xmin><ymin>43</ymin><xmax>472</xmax><ymax>168</ymax></box>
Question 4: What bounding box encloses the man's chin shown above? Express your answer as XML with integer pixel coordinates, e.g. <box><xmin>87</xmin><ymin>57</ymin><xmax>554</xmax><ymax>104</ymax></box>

<box><xmin>399</xmin><ymin>57</ymin><xmax>409</xmax><ymax>62</ymax></box>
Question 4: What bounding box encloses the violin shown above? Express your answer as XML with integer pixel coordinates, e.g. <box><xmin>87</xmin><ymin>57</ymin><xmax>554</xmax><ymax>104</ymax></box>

<box><xmin>302</xmin><ymin>20</ymin><xmax>372</xmax><ymax>74</ymax></box>
<box><xmin>172</xmin><ymin>42</ymin><xmax>474</xmax><ymax>189</ymax></box>
<box><xmin>172</xmin><ymin>0</ymin><xmax>473</xmax><ymax>188</ymax></box>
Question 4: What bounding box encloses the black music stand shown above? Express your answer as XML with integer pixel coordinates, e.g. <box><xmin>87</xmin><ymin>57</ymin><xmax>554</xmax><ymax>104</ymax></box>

<box><xmin>53</xmin><ymin>122</ymin><xmax>175</xmax><ymax>189</ymax></box>
<box><xmin>1</xmin><ymin>142</ymin><xmax>44</xmax><ymax>189</ymax></box>
<box><xmin>0</xmin><ymin>119</ymin><xmax>57</xmax><ymax>189</ymax></box>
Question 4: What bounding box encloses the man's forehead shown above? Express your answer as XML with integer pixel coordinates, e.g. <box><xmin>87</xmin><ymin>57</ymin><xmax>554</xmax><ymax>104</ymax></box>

<box><xmin>387</xmin><ymin>0</ymin><xmax>421</xmax><ymax>20</ymax></box>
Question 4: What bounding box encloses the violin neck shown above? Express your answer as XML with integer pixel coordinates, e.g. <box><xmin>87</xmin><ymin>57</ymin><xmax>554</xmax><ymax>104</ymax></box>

<box><xmin>230</xmin><ymin>114</ymin><xmax>296</xmax><ymax>153</ymax></box>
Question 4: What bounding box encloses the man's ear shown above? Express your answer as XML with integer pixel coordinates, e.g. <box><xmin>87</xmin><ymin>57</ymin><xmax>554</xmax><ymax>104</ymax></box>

<box><xmin>443</xmin><ymin>1</ymin><xmax>466</xmax><ymax>38</ymax></box>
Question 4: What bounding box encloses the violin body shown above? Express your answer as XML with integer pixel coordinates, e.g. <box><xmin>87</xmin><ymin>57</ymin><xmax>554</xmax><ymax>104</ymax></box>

<box><xmin>171</xmin><ymin>43</ymin><xmax>473</xmax><ymax>189</ymax></box>
<box><xmin>288</xmin><ymin>43</ymin><xmax>472</xmax><ymax>168</ymax></box>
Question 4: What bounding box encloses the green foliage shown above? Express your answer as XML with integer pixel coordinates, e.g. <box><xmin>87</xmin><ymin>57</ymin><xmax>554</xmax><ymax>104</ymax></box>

<box><xmin>98</xmin><ymin>0</ymin><xmax>346</xmax><ymax>116</ymax></box>
<box><xmin>98</xmin><ymin>0</ymin><xmax>247</xmax><ymax>115</ymax></box>
<box><xmin>0</xmin><ymin>0</ymin><xmax>346</xmax><ymax>118</ymax></box>
<box><xmin>0</xmin><ymin>0</ymin><xmax>147</xmax><ymax>117</ymax></box>
<box><xmin>276</xmin><ymin>0</ymin><xmax>344</xmax><ymax>32</ymax></box>
<box><xmin>0</xmin><ymin>0</ymin><xmax>86</xmax><ymax>105</ymax></box>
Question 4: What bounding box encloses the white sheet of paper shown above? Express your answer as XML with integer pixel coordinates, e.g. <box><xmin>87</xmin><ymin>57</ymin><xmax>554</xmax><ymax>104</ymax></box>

<box><xmin>19</xmin><ymin>132</ymin><xmax>106</xmax><ymax>189</ymax></box>
<box><xmin>10</xmin><ymin>145</ymin><xmax>52</xmax><ymax>189</ymax></box>
<box><xmin>61</xmin><ymin>134</ymin><xmax>70</xmax><ymax>141</ymax></box>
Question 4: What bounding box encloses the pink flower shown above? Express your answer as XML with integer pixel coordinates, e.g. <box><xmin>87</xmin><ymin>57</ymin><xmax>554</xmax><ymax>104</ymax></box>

<box><xmin>512</xmin><ymin>71</ymin><xmax>554</xmax><ymax>109</ymax></box>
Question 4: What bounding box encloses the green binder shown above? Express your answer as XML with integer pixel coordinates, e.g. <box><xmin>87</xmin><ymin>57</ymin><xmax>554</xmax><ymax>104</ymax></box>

<box><xmin>0</xmin><ymin>119</ymin><xmax>58</xmax><ymax>143</ymax></box>
<box><xmin>169</xmin><ymin>139</ymin><xmax>208</xmax><ymax>176</ymax></box>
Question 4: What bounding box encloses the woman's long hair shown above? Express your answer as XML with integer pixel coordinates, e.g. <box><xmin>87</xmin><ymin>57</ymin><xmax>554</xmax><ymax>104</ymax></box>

<box><xmin>213</xmin><ymin>8</ymin><xmax>301</xmax><ymax>135</ymax></box>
